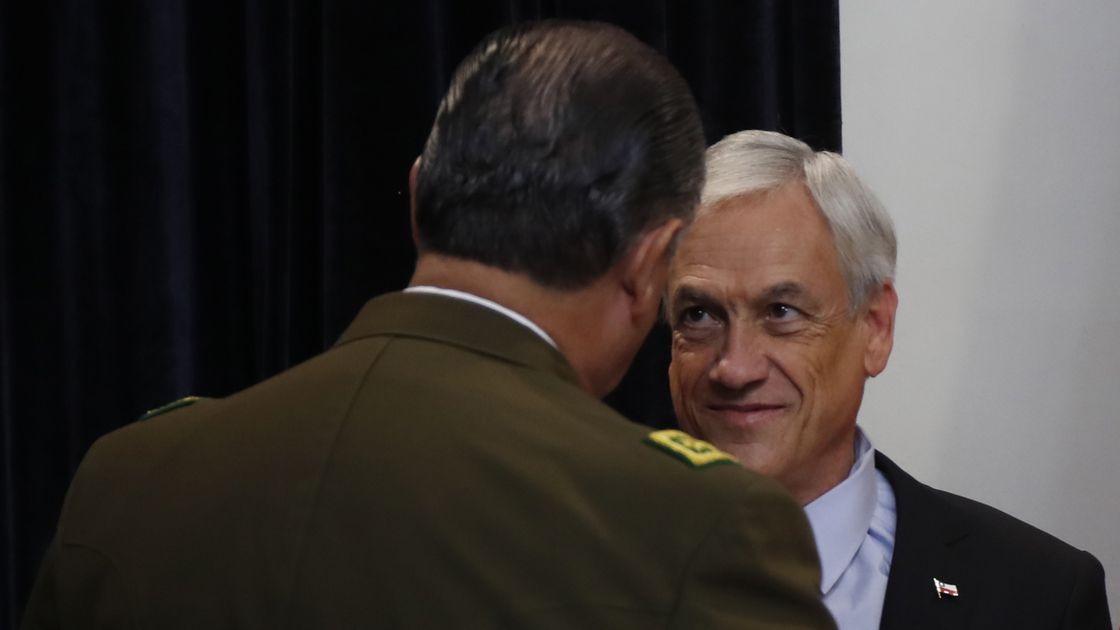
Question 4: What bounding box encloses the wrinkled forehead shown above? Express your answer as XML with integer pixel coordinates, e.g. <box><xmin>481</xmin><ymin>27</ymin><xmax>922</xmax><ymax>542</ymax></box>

<box><xmin>678</xmin><ymin>185</ymin><xmax>836</xmax><ymax>261</ymax></box>
<box><xmin>669</xmin><ymin>187</ymin><xmax>846</xmax><ymax>303</ymax></box>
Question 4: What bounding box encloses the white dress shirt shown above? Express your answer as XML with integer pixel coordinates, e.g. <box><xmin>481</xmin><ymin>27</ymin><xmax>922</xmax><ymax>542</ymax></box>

<box><xmin>804</xmin><ymin>428</ymin><xmax>897</xmax><ymax>630</ymax></box>
<box><xmin>403</xmin><ymin>285</ymin><xmax>557</xmax><ymax>348</ymax></box>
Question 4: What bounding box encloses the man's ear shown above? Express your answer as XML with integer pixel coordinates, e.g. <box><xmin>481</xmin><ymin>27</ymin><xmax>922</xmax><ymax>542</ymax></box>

<box><xmin>409</xmin><ymin>157</ymin><xmax>422</xmax><ymax>248</ymax></box>
<box><xmin>621</xmin><ymin>218</ymin><xmax>683</xmax><ymax>320</ymax></box>
<box><xmin>862</xmin><ymin>280</ymin><xmax>898</xmax><ymax>377</ymax></box>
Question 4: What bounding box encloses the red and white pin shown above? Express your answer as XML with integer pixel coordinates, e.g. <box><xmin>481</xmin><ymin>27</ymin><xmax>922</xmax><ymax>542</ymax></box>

<box><xmin>933</xmin><ymin>578</ymin><xmax>959</xmax><ymax>599</ymax></box>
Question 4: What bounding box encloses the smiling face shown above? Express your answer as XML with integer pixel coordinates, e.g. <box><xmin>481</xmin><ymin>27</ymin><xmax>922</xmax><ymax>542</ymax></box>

<box><xmin>667</xmin><ymin>183</ymin><xmax>895</xmax><ymax>504</ymax></box>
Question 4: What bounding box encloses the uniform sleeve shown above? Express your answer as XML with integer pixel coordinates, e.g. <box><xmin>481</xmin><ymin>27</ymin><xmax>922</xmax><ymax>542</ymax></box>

<box><xmin>21</xmin><ymin>537</ymin><xmax>136</xmax><ymax>629</ymax></box>
<box><xmin>1060</xmin><ymin>549</ymin><xmax>1112</xmax><ymax>630</ymax></box>
<box><xmin>668</xmin><ymin>481</ymin><xmax>836</xmax><ymax>630</ymax></box>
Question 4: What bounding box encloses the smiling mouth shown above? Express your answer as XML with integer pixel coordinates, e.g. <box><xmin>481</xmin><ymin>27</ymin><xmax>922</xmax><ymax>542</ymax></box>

<box><xmin>710</xmin><ymin>403</ymin><xmax>785</xmax><ymax>412</ymax></box>
<box><xmin>705</xmin><ymin>403</ymin><xmax>786</xmax><ymax>427</ymax></box>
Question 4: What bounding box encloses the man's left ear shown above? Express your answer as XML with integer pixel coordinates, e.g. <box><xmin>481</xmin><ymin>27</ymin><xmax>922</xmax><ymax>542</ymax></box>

<box><xmin>621</xmin><ymin>218</ymin><xmax>683</xmax><ymax>320</ymax></box>
<box><xmin>862</xmin><ymin>280</ymin><xmax>898</xmax><ymax>377</ymax></box>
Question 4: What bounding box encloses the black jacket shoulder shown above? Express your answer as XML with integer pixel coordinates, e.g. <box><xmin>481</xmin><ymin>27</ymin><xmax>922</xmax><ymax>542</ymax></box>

<box><xmin>876</xmin><ymin>451</ymin><xmax>1111</xmax><ymax>630</ymax></box>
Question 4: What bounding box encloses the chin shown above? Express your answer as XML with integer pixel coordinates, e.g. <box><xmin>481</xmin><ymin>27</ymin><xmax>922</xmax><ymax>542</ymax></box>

<box><xmin>718</xmin><ymin>442</ymin><xmax>779</xmax><ymax>475</ymax></box>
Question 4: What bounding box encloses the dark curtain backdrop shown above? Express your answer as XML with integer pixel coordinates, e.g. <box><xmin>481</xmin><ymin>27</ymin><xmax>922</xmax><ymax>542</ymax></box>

<box><xmin>0</xmin><ymin>0</ymin><xmax>840</xmax><ymax>623</ymax></box>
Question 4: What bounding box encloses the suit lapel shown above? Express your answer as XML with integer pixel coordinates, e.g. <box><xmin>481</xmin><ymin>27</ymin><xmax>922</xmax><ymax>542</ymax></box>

<box><xmin>877</xmin><ymin>452</ymin><xmax>977</xmax><ymax>630</ymax></box>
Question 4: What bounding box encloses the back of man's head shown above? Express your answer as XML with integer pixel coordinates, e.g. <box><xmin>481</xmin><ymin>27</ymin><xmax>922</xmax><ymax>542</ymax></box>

<box><xmin>415</xmin><ymin>20</ymin><xmax>705</xmax><ymax>290</ymax></box>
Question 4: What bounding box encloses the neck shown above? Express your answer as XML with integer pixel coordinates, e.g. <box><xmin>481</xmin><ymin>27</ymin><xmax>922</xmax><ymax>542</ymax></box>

<box><xmin>786</xmin><ymin>426</ymin><xmax>859</xmax><ymax>505</ymax></box>
<box><xmin>410</xmin><ymin>253</ymin><xmax>636</xmax><ymax>397</ymax></box>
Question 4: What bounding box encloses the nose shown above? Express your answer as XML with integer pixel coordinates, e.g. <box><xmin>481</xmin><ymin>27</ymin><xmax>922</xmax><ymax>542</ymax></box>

<box><xmin>707</xmin><ymin>326</ymin><xmax>769</xmax><ymax>391</ymax></box>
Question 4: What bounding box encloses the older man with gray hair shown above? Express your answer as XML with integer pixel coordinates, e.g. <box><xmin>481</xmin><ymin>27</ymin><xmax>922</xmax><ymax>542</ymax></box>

<box><xmin>666</xmin><ymin>129</ymin><xmax>1111</xmax><ymax>630</ymax></box>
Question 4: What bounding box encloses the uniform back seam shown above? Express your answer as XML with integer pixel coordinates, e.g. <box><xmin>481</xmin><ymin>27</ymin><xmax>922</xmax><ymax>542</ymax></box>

<box><xmin>279</xmin><ymin>337</ymin><xmax>394</xmax><ymax>629</ymax></box>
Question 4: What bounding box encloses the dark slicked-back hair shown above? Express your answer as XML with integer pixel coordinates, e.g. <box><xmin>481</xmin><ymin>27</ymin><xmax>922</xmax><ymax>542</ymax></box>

<box><xmin>415</xmin><ymin>20</ymin><xmax>705</xmax><ymax>289</ymax></box>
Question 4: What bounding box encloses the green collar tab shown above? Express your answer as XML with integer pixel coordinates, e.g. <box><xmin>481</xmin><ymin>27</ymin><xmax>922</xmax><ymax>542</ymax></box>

<box><xmin>137</xmin><ymin>396</ymin><xmax>205</xmax><ymax>421</ymax></box>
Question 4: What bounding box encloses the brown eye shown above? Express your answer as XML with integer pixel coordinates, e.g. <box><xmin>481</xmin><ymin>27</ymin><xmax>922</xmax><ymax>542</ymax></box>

<box><xmin>678</xmin><ymin>306</ymin><xmax>714</xmax><ymax>328</ymax></box>
<box><xmin>684</xmin><ymin>307</ymin><xmax>707</xmax><ymax>322</ymax></box>
<box><xmin>766</xmin><ymin>303</ymin><xmax>802</xmax><ymax>321</ymax></box>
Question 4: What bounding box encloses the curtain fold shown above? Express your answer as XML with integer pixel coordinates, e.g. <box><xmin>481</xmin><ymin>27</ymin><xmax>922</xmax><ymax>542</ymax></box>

<box><xmin>0</xmin><ymin>1</ymin><xmax>840</xmax><ymax>623</ymax></box>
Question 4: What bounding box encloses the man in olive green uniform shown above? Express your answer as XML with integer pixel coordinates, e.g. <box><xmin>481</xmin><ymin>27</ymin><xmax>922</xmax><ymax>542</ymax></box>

<box><xmin>23</xmin><ymin>21</ymin><xmax>834</xmax><ymax>629</ymax></box>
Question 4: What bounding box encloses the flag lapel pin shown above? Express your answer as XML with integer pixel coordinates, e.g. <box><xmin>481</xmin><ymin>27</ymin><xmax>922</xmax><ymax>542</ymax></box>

<box><xmin>933</xmin><ymin>578</ymin><xmax>959</xmax><ymax>599</ymax></box>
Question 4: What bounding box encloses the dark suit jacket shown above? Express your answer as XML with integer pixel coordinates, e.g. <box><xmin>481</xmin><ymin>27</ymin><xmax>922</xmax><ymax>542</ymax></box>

<box><xmin>23</xmin><ymin>292</ymin><xmax>834</xmax><ymax>629</ymax></box>
<box><xmin>877</xmin><ymin>452</ymin><xmax>1111</xmax><ymax>629</ymax></box>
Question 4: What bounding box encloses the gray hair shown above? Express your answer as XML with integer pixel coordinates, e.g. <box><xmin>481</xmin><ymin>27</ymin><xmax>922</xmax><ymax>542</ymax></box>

<box><xmin>701</xmin><ymin>130</ymin><xmax>897</xmax><ymax>311</ymax></box>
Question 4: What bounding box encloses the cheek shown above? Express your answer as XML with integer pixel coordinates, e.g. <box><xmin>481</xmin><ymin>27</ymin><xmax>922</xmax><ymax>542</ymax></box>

<box><xmin>668</xmin><ymin>359</ymin><xmax>696</xmax><ymax>433</ymax></box>
<box><xmin>668</xmin><ymin>359</ymin><xmax>682</xmax><ymax>399</ymax></box>
<box><xmin>668</xmin><ymin>346</ymin><xmax>710</xmax><ymax>418</ymax></box>
<box><xmin>668</xmin><ymin>354</ymin><xmax>694</xmax><ymax>404</ymax></box>
<box><xmin>669</xmin><ymin>344</ymin><xmax>709</xmax><ymax>392</ymax></box>
<box><xmin>796</xmin><ymin>326</ymin><xmax>854</xmax><ymax>378</ymax></box>
<box><xmin>788</xmin><ymin>334</ymin><xmax>865</xmax><ymax>421</ymax></box>
<box><xmin>819</xmin><ymin>333</ymin><xmax>867</xmax><ymax>388</ymax></box>
<box><xmin>767</xmin><ymin>344</ymin><xmax>819</xmax><ymax>401</ymax></box>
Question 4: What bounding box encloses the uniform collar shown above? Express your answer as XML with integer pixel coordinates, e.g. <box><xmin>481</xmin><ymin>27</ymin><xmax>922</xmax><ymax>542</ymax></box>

<box><xmin>404</xmin><ymin>285</ymin><xmax>557</xmax><ymax>348</ymax></box>
<box><xmin>336</xmin><ymin>292</ymin><xmax>578</xmax><ymax>387</ymax></box>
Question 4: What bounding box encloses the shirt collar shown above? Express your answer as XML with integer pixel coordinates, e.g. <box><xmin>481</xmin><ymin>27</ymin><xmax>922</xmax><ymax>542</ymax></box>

<box><xmin>404</xmin><ymin>286</ymin><xmax>557</xmax><ymax>349</ymax></box>
<box><xmin>803</xmin><ymin>428</ymin><xmax>879</xmax><ymax>595</ymax></box>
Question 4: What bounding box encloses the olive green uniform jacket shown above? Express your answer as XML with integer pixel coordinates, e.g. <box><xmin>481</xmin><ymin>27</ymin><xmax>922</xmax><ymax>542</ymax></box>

<box><xmin>23</xmin><ymin>292</ymin><xmax>834</xmax><ymax>629</ymax></box>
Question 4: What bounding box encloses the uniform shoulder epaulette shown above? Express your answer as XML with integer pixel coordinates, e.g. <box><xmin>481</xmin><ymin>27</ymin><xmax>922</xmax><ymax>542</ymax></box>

<box><xmin>137</xmin><ymin>396</ymin><xmax>206</xmax><ymax>421</ymax></box>
<box><xmin>644</xmin><ymin>429</ymin><xmax>738</xmax><ymax>468</ymax></box>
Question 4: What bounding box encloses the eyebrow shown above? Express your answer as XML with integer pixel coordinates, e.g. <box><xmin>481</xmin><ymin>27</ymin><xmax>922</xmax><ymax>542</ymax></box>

<box><xmin>670</xmin><ymin>282</ymin><xmax>806</xmax><ymax>307</ymax></box>
<box><xmin>669</xmin><ymin>285</ymin><xmax>716</xmax><ymax>310</ymax></box>
<box><xmin>756</xmin><ymin>281</ymin><xmax>807</xmax><ymax>304</ymax></box>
